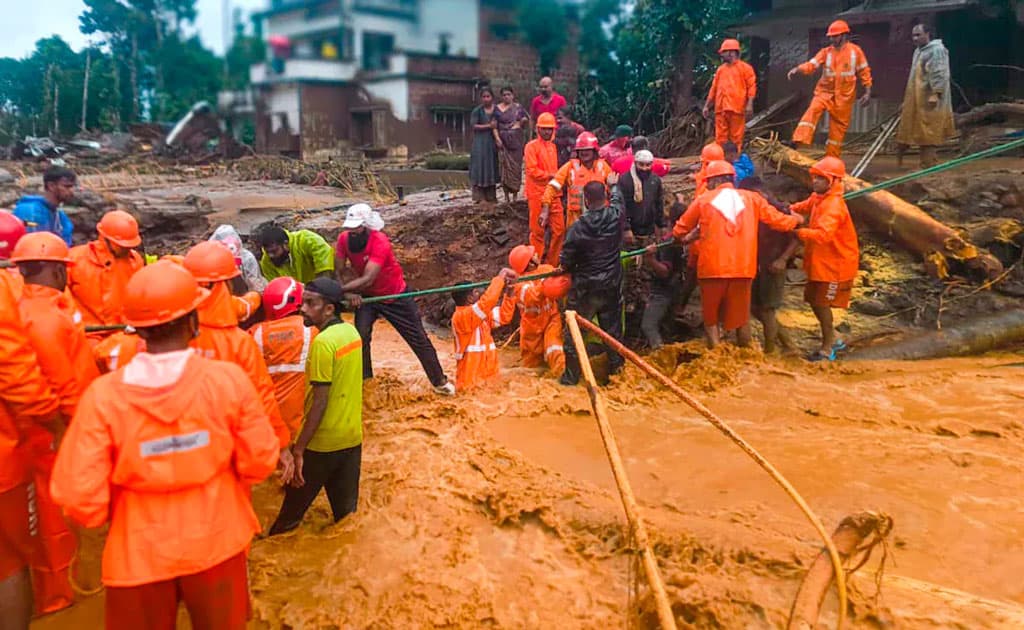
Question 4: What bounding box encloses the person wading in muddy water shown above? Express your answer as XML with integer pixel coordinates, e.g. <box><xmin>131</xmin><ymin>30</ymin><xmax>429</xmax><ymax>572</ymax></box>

<box><xmin>335</xmin><ymin>204</ymin><xmax>456</xmax><ymax>396</ymax></box>
<box><xmin>269</xmin><ymin>278</ymin><xmax>364</xmax><ymax>535</ymax></box>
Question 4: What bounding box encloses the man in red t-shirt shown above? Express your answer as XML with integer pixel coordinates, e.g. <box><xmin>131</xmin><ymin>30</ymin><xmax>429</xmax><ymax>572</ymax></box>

<box><xmin>530</xmin><ymin>76</ymin><xmax>568</xmax><ymax>121</ymax></box>
<box><xmin>335</xmin><ymin>204</ymin><xmax>454</xmax><ymax>396</ymax></box>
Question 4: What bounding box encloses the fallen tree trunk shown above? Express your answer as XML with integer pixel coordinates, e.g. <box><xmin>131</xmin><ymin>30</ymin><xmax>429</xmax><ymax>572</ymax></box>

<box><xmin>955</xmin><ymin>102</ymin><xmax>1024</xmax><ymax>128</ymax></box>
<box><xmin>849</xmin><ymin>309</ymin><xmax>1024</xmax><ymax>361</ymax></box>
<box><xmin>752</xmin><ymin>139</ymin><xmax>1003</xmax><ymax>280</ymax></box>
<box><xmin>788</xmin><ymin>512</ymin><xmax>894</xmax><ymax>630</ymax></box>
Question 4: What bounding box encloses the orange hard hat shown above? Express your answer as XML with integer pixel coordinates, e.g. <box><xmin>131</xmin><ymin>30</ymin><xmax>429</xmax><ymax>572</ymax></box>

<box><xmin>0</xmin><ymin>211</ymin><xmax>26</xmax><ymax>260</ymax></box>
<box><xmin>508</xmin><ymin>245</ymin><xmax>536</xmax><ymax>274</ymax></box>
<box><xmin>97</xmin><ymin>210</ymin><xmax>142</xmax><ymax>248</ymax></box>
<box><xmin>536</xmin><ymin>112</ymin><xmax>557</xmax><ymax>128</ymax></box>
<box><xmin>827</xmin><ymin>20</ymin><xmax>850</xmax><ymax>37</ymax></box>
<box><xmin>263</xmin><ymin>277</ymin><xmax>303</xmax><ymax>320</ymax></box>
<box><xmin>9</xmin><ymin>232</ymin><xmax>73</xmax><ymax>264</ymax></box>
<box><xmin>719</xmin><ymin>38</ymin><xmax>741</xmax><ymax>54</ymax></box>
<box><xmin>810</xmin><ymin>156</ymin><xmax>847</xmax><ymax>181</ymax></box>
<box><xmin>161</xmin><ymin>254</ymin><xmax>185</xmax><ymax>266</ymax></box>
<box><xmin>700</xmin><ymin>143</ymin><xmax>725</xmax><ymax>163</ymax></box>
<box><xmin>183</xmin><ymin>241</ymin><xmax>240</xmax><ymax>282</ymax></box>
<box><xmin>541</xmin><ymin>273</ymin><xmax>571</xmax><ymax>300</ymax></box>
<box><xmin>123</xmin><ymin>260</ymin><xmax>210</xmax><ymax>328</ymax></box>
<box><xmin>575</xmin><ymin>131</ymin><xmax>599</xmax><ymax>151</ymax></box>
<box><xmin>704</xmin><ymin>160</ymin><xmax>736</xmax><ymax>180</ymax></box>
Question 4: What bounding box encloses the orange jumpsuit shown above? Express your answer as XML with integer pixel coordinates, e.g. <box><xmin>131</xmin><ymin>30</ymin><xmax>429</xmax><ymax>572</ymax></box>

<box><xmin>792</xmin><ymin>42</ymin><xmax>873</xmax><ymax>157</ymax></box>
<box><xmin>452</xmin><ymin>277</ymin><xmax>504</xmax><ymax>392</ymax></box>
<box><xmin>0</xmin><ymin>272</ymin><xmax>61</xmax><ymax>586</ymax></box>
<box><xmin>18</xmin><ymin>283</ymin><xmax>100</xmax><ymax>613</ymax></box>
<box><xmin>249</xmin><ymin>315</ymin><xmax>316</xmax><ymax>439</ymax></box>
<box><xmin>50</xmin><ymin>354</ymin><xmax>279</xmax><ymax>591</ymax></box>
<box><xmin>542</xmin><ymin>158</ymin><xmax>614</xmax><ymax>233</ymax></box>
<box><xmin>92</xmin><ymin>331</ymin><xmax>145</xmax><ymax>374</ymax></box>
<box><xmin>498</xmin><ymin>276</ymin><xmax>564</xmax><ymax>375</ymax></box>
<box><xmin>707</xmin><ymin>59</ymin><xmax>757</xmax><ymax>148</ymax></box>
<box><xmin>686</xmin><ymin>166</ymin><xmax>712</xmax><ymax>269</ymax></box>
<box><xmin>524</xmin><ymin>134</ymin><xmax>565</xmax><ymax>265</ymax></box>
<box><xmin>791</xmin><ymin>180</ymin><xmax>860</xmax><ymax>283</ymax></box>
<box><xmin>234</xmin><ymin>291</ymin><xmax>262</xmax><ymax>323</ymax></box>
<box><xmin>67</xmin><ymin>240</ymin><xmax>144</xmax><ymax>337</ymax></box>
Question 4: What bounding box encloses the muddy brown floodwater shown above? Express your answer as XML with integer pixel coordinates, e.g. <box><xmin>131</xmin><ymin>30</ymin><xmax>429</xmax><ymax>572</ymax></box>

<box><xmin>35</xmin><ymin>321</ymin><xmax>1024</xmax><ymax>629</ymax></box>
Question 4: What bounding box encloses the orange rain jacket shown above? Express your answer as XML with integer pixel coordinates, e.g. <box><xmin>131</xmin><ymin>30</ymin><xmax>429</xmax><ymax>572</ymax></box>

<box><xmin>0</xmin><ymin>272</ymin><xmax>60</xmax><ymax>494</ymax></box>
<box><xmin>249</xmin><ymin>315</ymin><xmax>316</xmax><ymax>439</ymax></box>
<box><xmin>194</xmin><ymin>283</ymin><xmax>290</xmax><ymax>449</ymax></box>
<box><xmin>542</xmin><ymin>158</ymin><xmax>614</xmax><ymax>228</ymax></box>
<box><xmin>235</xmin><ymin>291</ymin><xmax>262</xmax><ymax>322</ymax></box>
<box><xmin>673</xmin><ymin>183</ymin><xmax>800</xmax><ymax>280</ymax></box>
<box><xmin>50</xmin><ymin>354</ymin><xmax>279</xmax><ymax>587</ymax></box>
<box><xmin>452</xmin><ymin>277</ymin><xmax>504</xmax><ymax>391</ymax></box>
<box><xmin>525</xmin><ymin>134</ymin><xmax>565</xmax><ymax>263</ymax></box>
<box><xmin>797</xmin><ymin>42</ymin><xmax>872</xmax><ymax>109</ymax></box>
<box><xmin>791</xmin><ymin>180</ymin><xmax>860</xmax><ymax>282</ymax></box>
<box><xmin>92</xmin><ymin>331</ymin><xmax>145</xmax><ymax>374</ymax></box>
<box><xmin>708</xmin><ymin>60</ymin><xmax>757</xmax><ymax>115</ymax></box>
<box><xmin>67</xmin><ymin>240</ymin><xmax>144</xmax><ymax>330</ymax></box>
<box><xmin>498</xmin><ymin>277</ymin><xmax>564</xmax><ymax>373</ymax></box>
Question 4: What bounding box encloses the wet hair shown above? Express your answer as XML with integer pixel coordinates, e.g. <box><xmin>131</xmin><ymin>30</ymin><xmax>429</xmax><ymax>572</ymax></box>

<box><xmin>256</xmin><ymin>224</ymin><xmax>288</xmax><ymax>247</ymax></box>
<box><xmin>631</xmin><ymin>136</ymin><xmax>649</xmax><ymax>152</ymax></box>
<box><xmin>583</xmin><ymin>181</ymin><xmax>606</xmax><ymax>207</ymax></box>
<box><xmin>501</xmin><ymin>86</ymin><xmax>515</xmax><ymax>96</ymax></box>
<box><xmin>722</xmin><ymin>141</ymin><xmax>738</xmax><ymax>155</ymax></box>
<box><xmin>135</xmin><ymin>311</ymin><xmax>196</xmax><ymax>344</ymax></box>
<box><xmin>451</xmin><ymin>281</ymin><xmax>475</xmax><ymax>306</ymax></box>
<box><xmin>43</xmin><ymin>166</ymin><xmax>76</xmax><ymax>185</ymax></box>
<box><xmin>479</xmin><ymin>86</ymin><xmax>494</xmax><ymax>98</ymax></box>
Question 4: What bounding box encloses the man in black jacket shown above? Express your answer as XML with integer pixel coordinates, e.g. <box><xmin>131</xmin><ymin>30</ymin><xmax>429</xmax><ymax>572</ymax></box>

<box><xmin>616</xmin><ymin>149</ymin><xmax>665</xmax><ymax>338</ymax></box>
<box><xmin>559</xmin><ymin>181</ymin><xmax>625</xmax><ymax>386</ymax></box>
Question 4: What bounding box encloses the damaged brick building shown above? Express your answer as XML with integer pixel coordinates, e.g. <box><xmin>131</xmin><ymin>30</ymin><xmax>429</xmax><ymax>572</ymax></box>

<box><xmin>246</xmin><ymin>0</ymin><xmax>578</xmax><ymax>159</ymax></box>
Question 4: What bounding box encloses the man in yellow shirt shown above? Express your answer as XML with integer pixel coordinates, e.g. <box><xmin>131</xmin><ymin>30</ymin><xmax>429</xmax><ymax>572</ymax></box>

<box><xmin>269</xmin><ymin>278</ymin><xmax>363</xmax><ymax>535</ymax></box>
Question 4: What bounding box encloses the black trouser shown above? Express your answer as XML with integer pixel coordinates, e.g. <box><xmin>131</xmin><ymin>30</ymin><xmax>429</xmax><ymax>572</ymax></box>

<box><xmin>562</xmin><ymin>285</ymin><xmax>624</xmax><ymax>384</ymax></box>
<box><xmin>355</xmin><ymin>295</ymin><xmax>446</xmax><ymax>386</ymax></box>
<box><xmin>269</xmin><ymin>445</ymin><xmax>362</xmax><ymax>535</ymax></box>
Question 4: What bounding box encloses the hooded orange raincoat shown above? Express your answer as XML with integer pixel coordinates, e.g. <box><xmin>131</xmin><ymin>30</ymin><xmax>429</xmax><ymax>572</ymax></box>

<box><xmin>452</xmin><ymin>277</ymin><xmax>504</xmax><ymax>391</ymax></box>
<box><xmin>249</xmin><ymin>315</ymin><xmax>316</xmax><ymax>438</ymax></box>
<box><xmin>791</xmin><ymin>180</ymin><xmax>860</xmax><ymax>282</ymax></box>
<box><xmin>17</xmin><ymin>283</ymin><xmax>99</xmax><ymax>613</ymax></box>
<box><xmin>542</xmin><ymin>158</ymin><xmax>614</xmax><ymax>230</ymax></box>
<box><xmin>707</xmin><ymin>60</ymin><xmax>757</xmax><ymax>147</ymax></box>
<box><xmin>498</xmin><ymin>276</ymin><xmax>564</xmax><ymax>374</ymax></box>
<box><xmin>49</xmin><ymin>353</ymin><xmax>279</xmax><ymax>587</ymax></box>
<box><xmin>673</xmin><ymin>184</ymin><xmax>800</xmax><ymax>280</ymax></box>
<box><xmin>792</xmin><ymin>42</ymin><xmax>872</xmax><ymax>157</ymax></box>
<box><xmin>92</xmin><ymin>331</ymin><xmax>145</xmax><ymax>374</ymax></box>
<box><xmin>67</xmin><ymin>240</ymin><xmax>144</xmax><ymax>334</ymax></box>
<box><xmin>524</xmin><ymin>133</ymin><xmax>564</xmax><ymax>265</ymax></box>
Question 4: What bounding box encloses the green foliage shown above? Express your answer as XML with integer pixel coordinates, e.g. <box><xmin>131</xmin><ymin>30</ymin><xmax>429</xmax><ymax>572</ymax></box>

<box><xmin>575</xmin><ymin>0</ymin><xmax>745</xmax><ymax>134</ymax></box>
<box><xmin>516</xmin><ymin>0</ymin><xmax>570</xmax><ymax>75</ymax></box>
<box><xmin>424</xmin><ymin>152</ymin><xmax>471</xmax><ymax>170</ymax></box>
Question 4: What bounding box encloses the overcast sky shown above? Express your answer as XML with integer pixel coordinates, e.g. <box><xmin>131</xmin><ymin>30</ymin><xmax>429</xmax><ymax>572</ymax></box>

<box><xmin>0</xmin><ymin>0</ymin><xmax>267</xmax><ymax>59</ymax></box>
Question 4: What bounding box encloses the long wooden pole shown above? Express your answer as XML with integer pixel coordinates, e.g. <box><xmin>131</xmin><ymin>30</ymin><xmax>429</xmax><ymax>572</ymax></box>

<box><xmin>564</xmin><ymin>311</ymin><xmax>677</xmax><ymax>630</ymax></box>
<box><xmin>572</xmin><ymin>314</ymin><xmax>848</xmax><ymax>630</ymax></box>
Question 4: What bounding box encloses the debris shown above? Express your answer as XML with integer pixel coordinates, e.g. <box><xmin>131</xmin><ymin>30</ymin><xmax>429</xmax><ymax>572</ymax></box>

<box><xmin>954</xmin><ymin>101</ymin><xmax>1024</xmax><ymax>128</ymax></box>
<box><xmin>0</xmin><ymin>168</ymin><xmax>13</xmax><ymax>185</ymax></box>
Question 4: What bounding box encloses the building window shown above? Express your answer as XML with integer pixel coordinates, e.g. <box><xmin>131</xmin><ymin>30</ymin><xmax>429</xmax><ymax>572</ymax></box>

<box><xmin>432</xmin><ymin>110</ymin><xmax>467</xmax><ymax>133</ymax></box>
<box><xmin>362</xmin><ymin>31</ymin><xmax>395</xmax><ymax>71</ymax></box>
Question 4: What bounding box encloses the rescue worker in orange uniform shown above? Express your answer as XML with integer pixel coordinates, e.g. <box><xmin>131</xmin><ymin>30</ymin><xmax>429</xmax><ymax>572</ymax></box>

<box><xmin>450</xmin><ymin>268</ymin><xmax>517</xmax><ymax>392</ymax></box>
<box><xmin>541</xmin><ymin>131</ymin><xmax>615</xmax><ymax>242</ymax></box>
<box><xmin>673</xmin><ymin>160</ymin><xmax>803</xmax><ymax>348</ymax></box>
<box><xmin>790</xmin><ymin>156</ymin><xmax>860</xmax><ymax>362</ymax></box>
<box><xmin>788</xmin><ymin>20</ymin><xmax>873</xmax><ymax>157</ymax></box>
<box><xmin>50</xmin><ymin>261</ymin><xmax>280</xmax><ymax>630</ymax></box>
<box><xmin>249</xmin><ymin>277</ymin><xmax>317</xmax><ymax>438</ymax></box>
<box><xmin>704</xmin><ymin>39</ymin><xmax>757</xmax><ymax>149</ymax></box>
<box><xmin>678</xmin><ymin>143</ymin><xmax>726</xmax><ymax>311</ymax></box>
<box><xmin>183</xmin><ymin>241</ymin><xmax>295</xmax><ymax>479</ymax></box>
<box><xmin>11</xmin><ymin>233</ymin><xmax>100</xmax><ymax>615</ymax></box>
<box><xmin>498</xmin><ymin>245</ymin><xmax>565</xmax><ymax>376</ymax></box>
<box><xmin>523</xmin><ymin>112</ymin><xmax>563</xmax><ymax>265</ymax></box>
<box><xmin>0</xmin><ymin>215</ymin><xmax>61</xmax><ymax>629</ymax></box>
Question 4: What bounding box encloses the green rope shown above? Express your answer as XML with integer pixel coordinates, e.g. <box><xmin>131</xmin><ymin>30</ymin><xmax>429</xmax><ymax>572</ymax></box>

<box><xmin>843</xmin><ymin>136</ymin><xmax>1024</xmax><ymax>200</ymax></box>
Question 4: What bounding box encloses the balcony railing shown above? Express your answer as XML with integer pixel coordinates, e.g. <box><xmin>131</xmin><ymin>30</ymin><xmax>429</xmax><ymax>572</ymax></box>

<box><xmin>251</xmin><ymin>59</ymin><xmax>359</xmax><ymax>84</ymax></box>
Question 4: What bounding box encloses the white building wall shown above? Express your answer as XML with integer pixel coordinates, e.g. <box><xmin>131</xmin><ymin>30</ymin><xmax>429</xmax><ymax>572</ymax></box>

<box><xmin>364</xmin><ymin>78</ymin><xmax>410</xmax><ymax>121</ymax></box>
<box><xmin>264</xmin><ymin>10</ymin><xmax>343</xmax><ymax>40</ymax></box>
<box><xmin>267</xmin><ymin>86</ymin><xmax>301</xmax><ymax>134</ymax></box>
<box><xmin>351</xmin><ymin>0</ymin><xmax>479</xmax><ymax>60</ymax></box>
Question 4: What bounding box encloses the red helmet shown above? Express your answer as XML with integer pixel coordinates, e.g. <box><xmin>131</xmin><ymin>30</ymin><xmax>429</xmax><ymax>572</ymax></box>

<box><xmin>575</xmin><ymin>132</ymin><xmax>599</xmax><ymax>151</ymax></box>
<box><xmin>541</xmin><ymin>273</ymin><xmax>571</xmax><ymax>300</ymax></box>
<box><xmin>810</xmin><ymin>156</ymin><xmax>846</xmax><ymax>181</ymax></box>
<box><xmin>827</xmin><ymin>20</ymin><xmax>850</xmax><ymax>37</ymax></box>
<box><xmin>0</xmin><ymin>211</ymin><xmax>26</xmax><ymax>260</ymax></box>
<box><xmin>719</xmin><ymin>39</ymin><xmax>741</xmax><ymax>54</ymax></box>
<box><xmin>263</xmin><ymin>277</ymin><xmax>303</xmax><ymax>320</ymax></box>
<box><xmin>700</xmin><ymin>143</ymin><xmax>725</xmax><ymax>163</ymax></box>
<box><xmin>705</xmin><ymin>160</ymin><xmax>736</xmax><ymax>180</ymax></box>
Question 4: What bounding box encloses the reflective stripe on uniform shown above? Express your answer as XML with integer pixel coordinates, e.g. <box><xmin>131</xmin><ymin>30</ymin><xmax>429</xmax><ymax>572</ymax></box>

<box><xmin>491</xmin><ymin>306</ymin><xmax>502</xmax><ymax>328</ymax></box>
<box><xmin>545</xmin><ymin>344</ymin><xmax>563</xmax><ymax>357</ymax></box>
<box><xmin>798</xmin><ymin>122</ymin><xmax>816</xmax><ymax>128</ymax></box>
<box><xmin>267</xmin><ymin>325</ymin><xmax>312</xmax><ymax>374</ymax></box>
<box><xmin>252</xmin><ymin>327</ymin><xmax>263</xmax><ymax>353</ymax></box>
<box><xmin>471</xmin><ymin>303</ymin><xmax>487</xmax><ymax>320</ymax></box>
<box><xmin>109</xmin><ymin>344</ymin><xmax>121</xmax><ymax>371</ymax></box>
<box><xmin>464</xmin><ymin>343</ymin><xmax>496</xmax><ymax>353</ymax></box>
<box><xmin>548</xmin><ymin>179</ymin><xmax>562</xmax><ymax>190</ymax></box>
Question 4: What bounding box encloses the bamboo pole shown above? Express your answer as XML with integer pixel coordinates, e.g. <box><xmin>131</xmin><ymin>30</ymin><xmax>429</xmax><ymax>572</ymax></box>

<box><xmin>572</xmin><ymin>314</ymin><xmax>849</xmax><ymax>630</ymax></box>
<box><xmin>564</xmin><ymin>311</ymin><xmax>678</xmax><ymax>630</ymax></box>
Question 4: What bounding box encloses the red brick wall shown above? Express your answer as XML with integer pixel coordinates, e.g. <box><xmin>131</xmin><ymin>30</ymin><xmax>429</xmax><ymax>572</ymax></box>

<box><xmin>477</xmin><ymin>5</ymin><xmax>579</xmax><ymax>110</ymax></box>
